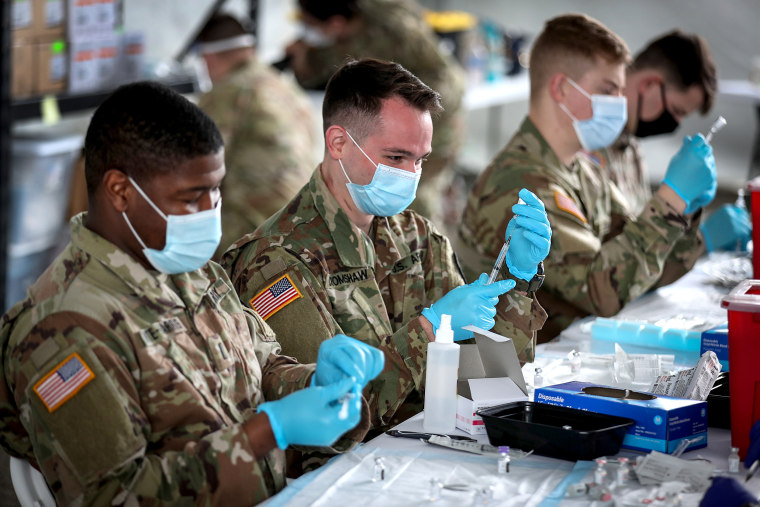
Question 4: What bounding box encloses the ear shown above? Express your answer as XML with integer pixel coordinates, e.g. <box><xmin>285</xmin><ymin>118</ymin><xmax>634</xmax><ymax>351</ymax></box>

<box><xmin>325</xmin><ymin>125</ymin><xmax>349</xmax><ymax>161</ymax></box>
<box><xmin>325</xmin><ymin>15</ymin><xmax>348</xmax><ymax>37</ymax></box>
<box><xmin>548</xmin><ymin>73</ymin><xmax>568</xmax><ymax>103</ymax></box>
<box><xmin>638</xmin><ymin>73</ymin><xmax>663</xmax><ymax>94</ymax></box>
<box><xmin>102</xmin><ymin>169</ymin><xmax>131</xmax><ymax>213</ymax></box>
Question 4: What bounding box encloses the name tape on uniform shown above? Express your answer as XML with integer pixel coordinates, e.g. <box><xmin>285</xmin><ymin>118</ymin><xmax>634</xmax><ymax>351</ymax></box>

<box><xmin>249</xmin><ymin>274</ymin><xmax>302</xmax><ymax>320</ymax></box>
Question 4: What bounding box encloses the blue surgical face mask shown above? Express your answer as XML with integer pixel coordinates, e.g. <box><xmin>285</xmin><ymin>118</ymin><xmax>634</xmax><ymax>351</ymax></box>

<box><xmin>339</xmin><ymin>129</ymin><xmax>421</xmax><ymax>217</ymax></box>
<box><xmin>122</xmin><ymin>176</ymin><xmax>222</xmax><ymax>274</ymax></box>
<box><xmin>559</xmin><ymin>77</ymin><xmax>627</xmax><ymax>151</ymax></box>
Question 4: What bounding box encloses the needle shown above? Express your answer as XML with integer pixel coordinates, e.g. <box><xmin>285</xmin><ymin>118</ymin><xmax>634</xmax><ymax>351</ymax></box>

<box><xmin>704</xmin><ymin>116</ymin><xmax>727</xmax><ymax>143</ymax></box>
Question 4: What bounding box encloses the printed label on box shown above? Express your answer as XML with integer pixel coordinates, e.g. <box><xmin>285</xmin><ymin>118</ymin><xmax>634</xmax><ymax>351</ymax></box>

<box><xmin>13</xmin><ymin>0</ymin><xmax>33</xmax><ymax>29</ymax></box>
<box><xmin>535</xmin><ymin>381</ymin><xmax>707</xmax><ymax>454</ymax></box>
<box><xmin>45</xmin><ymin>0</ymin><xmax>64</xmax><ymax>27</ymax></box>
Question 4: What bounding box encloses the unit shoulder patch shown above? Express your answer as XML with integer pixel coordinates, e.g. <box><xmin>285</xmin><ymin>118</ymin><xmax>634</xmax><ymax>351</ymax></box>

<box><xmin>554</xmin><ymin>191</ymin><xmax>588</xmax><ymax>223</ymax></box>
<box><xmin>249</xmin><ymin>273</ymin><xmax>302</xmax><ymax>320</ymax></box>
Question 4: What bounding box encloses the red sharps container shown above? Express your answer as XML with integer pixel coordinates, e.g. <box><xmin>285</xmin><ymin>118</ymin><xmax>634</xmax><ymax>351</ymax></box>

<box><xmin>749</xmin><ymin>177</ymin><xmax>760</xmax><ymax>277</ymax></box>
<box><xmin>721</xmin><ymin>280</ymin><xmax>760</xmax><ymax>460</ymax></box>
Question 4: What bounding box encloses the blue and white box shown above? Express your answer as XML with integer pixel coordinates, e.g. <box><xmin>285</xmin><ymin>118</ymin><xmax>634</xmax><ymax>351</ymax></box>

<box><xmin>535</xmin><ymin>381</ymin><xmax>707</xmax><ymax>454</ymax></box>
<box><xmin>700</xmin><ymin>324</ymin><xmax>729</xmax><ymax>371</ymax></box>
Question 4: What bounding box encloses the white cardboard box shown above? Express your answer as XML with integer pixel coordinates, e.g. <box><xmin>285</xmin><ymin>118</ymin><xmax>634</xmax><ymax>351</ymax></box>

<box><xmin>455</xmin><ymin>325</ymin><xmax>528</xmax><ymax>434</ymax></box>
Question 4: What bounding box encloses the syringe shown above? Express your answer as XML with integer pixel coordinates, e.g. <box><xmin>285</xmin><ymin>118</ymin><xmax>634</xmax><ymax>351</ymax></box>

<box><xmin>487</xmin><ymin>237</ymin><xmax>511</xmax><ymax>284</ymax></box>
<box><xmin>704</xmin><ymin>115</ymin><xmax>727</xmax><ymax>144</ymax></box>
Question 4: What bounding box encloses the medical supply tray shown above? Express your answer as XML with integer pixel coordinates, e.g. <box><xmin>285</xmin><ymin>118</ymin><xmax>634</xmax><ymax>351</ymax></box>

<box><xmin>477</xmin><ymin>401</ymin><xmax>635</xmax><ymax>461</ymax></box>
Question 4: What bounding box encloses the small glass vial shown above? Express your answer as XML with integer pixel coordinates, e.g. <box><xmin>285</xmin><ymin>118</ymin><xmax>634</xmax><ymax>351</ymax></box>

<box><xmin>429</xmin><ymin>477</ymin><xmax>441</xmax><ymax>501</ymax></box>
<box><xmin>372</xmin><ymin>457</ymin><xmax>385</xmax><ymax>482</ymax></box>
<box><xmin>616</xmin><ymin>457</ymin><xmax>631</xmax><ymax>486</ymax></box>
<box><xmin>569</xmin><ymin>350</ymin><xmax>581</xmax><ymax>373</ymax></box>
<box><xmin>594</xmin><ymin>458</ymin><xmax>608</xmax><ymax>485</ymax></box>
<box><xmin>728</xmin><ymin>446</ymin><xmax>741</xmax><ymax>474</ymax></box>
<box><xmin>564</xmin><ymin>482</ymin><xmax>589</xmax><ymax>497</ymax></box>
<box><xmin>664</xmin><ymin>491</ymin><xmax>682</xmax><ymax>507</ymax></box>
<box><xmin>497</xmin><ymin>446</ymin><xmax>510</xmax><ymax>474</ymax></box>
<box><xmin>534</xmin><ymin>367</ymin><xmax>544</xmax><ymax>388</ymax></box>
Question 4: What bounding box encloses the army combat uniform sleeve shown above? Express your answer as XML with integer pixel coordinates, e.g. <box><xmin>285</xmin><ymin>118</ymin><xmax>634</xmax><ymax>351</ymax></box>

<box><xmin>247</xmin><ymin>307</ymin><xmax>370</xmax><ymax>453</ymax></box>
<box><xmin>540</xmin><ymin>169</ymin><xmax>694</xmax><ymax>318</ymax></box>
<box><xmin>225</xmin><ymin>242</ymin><xmax>433</xmax><ymax>430</ymax></box>
<box><xmin>3</xmin><ymin>311</ymin><xmax>283</xmax><ymax>506</ymax></box>
<box><xmin>598</xmin><ymin>136</ymin><xmax>706</xmax><ymax>291</ymax></box>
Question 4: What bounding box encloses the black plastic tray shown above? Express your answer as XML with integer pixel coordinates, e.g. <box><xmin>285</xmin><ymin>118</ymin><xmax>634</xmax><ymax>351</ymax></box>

<box><xmin>478</xmin><ymin>401</ymin><xmax>635</xmax><ymax>461</ymax></box>
<box><xmin>707</xmin><ymin>372</ymin><xmax>730</xmax><ymax>429</ymax></box>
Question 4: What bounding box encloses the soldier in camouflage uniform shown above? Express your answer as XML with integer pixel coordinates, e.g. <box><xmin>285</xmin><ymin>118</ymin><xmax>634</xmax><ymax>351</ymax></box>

<box><xmin>590</xmin><ymin>32</ymin><xmax>748</xmax><ymax>253</ymax></box>
<box><xmin>460</xmin><ymin>14</ymin><xmax>721</xmax><ymax>342</ymax></box>
<box><xmin>196</xmin><ymin>14</ymin><xmax>318</xmax><ymax>257</ymax></box>
<box><xmin>223</xmin><ymin>59</ymin><xmax>549</xmax><ymax>442</ymax></box>
<box><xmin>0</xmin><ymin>82</ymin><xmax>384</xmax><ymax>505</ymax></box>
<box><xmin>286</xmin><ymin>0</ymin><xmax>466</xmax><ymax>229</ymax></box>
<box><xmin>592</xmin><ymin>30</ymin><xmax>717</xmax><ymax>216</ymax></box>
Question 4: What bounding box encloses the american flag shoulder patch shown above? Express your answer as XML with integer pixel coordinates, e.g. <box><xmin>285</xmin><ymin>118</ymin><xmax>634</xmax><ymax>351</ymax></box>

<box><xmin>249</xmin><ymin>273</ymin><xmax>302</xmax><ymax>320</ymax></box>
<box><xmin>33</xmin><ymin>353</ymin><xmax>95</xmax><ymax>413</ymax></box>
<box><xmin>554</xmin><ymin>190</ymin><xmax>588</xmax><ymax>223</ymax></box>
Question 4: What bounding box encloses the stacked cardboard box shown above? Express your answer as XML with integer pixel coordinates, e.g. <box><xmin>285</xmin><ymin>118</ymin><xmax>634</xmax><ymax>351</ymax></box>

<box><xmin>11</xmin><ymin>0</ymin><xmax>144</xmax><ymax>99</ymax></box>
<box><xmin>12</xmin><ymin>0</ymin><xmax>67</xmax><ymax>97</ymax></box>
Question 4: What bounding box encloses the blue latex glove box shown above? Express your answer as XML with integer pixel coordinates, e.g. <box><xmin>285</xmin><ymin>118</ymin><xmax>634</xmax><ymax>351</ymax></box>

<box><xmin>535</xmin><ymin>381</ymin><xmax>707</xmax><ymax>454</ymax></box>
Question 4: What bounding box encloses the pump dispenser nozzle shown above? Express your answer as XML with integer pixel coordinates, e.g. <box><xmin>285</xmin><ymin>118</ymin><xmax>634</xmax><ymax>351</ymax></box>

<box><xmin>437</xmin><ymin>314</ymin><xmax>454</xmax><ymax>343</ymax></box>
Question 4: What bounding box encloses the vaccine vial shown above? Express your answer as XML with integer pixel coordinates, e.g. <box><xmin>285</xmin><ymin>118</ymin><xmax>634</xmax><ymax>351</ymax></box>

<box><xmin>616</xmin><ymin>457</ymin><xmax>631</xmax><ymax>486</ymax></box>
<box><xmin>497</xmin><ymin>446</ymin><xmax>510</xmax><ymax>474</ymax></box>
<box><xmin>429</xmin><ymin>478</ymin><xmax>441</xmax><ymax>501</ymax></box>
<box><xmin>664</xmin><ymin>491</ymin><xmax>682</xmax><ymax>507</ymax></box>
<box><xmin>564</xmin><ymin>482</ymin><xmax>589</xmax><ymax>497</ymax></box>
<box><xmin>594</xmin><ymin>458</ymin><xmax>608</xmax><ymax>485</ymax></box>
<box><xmin>569</xmin><ymin>350</ymin><xmax>581</xmax><ymax>373</ymax></box>
<box><xmin>372</xmin><ymin>457</ymin><xmax>385</xmax><ymax>482</ymax></box>
<box><xmin>728</xmin><ymin>446</ymin><xmax>741</xmax><ymax>473</ymax></box>
<box><xmin>534</xmin><ymin>367</ymin><xmax>544</xmax><ymax>388</ymax></box>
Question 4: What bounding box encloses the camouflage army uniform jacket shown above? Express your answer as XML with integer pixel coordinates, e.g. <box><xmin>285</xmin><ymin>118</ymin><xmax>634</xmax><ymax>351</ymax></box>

<box><xmin>459</xmin><ymin>117</ymin><xmax>704</xmax><ymax>341</ymax></box>
<box><xmin>222</xmin><ymin>167</ymin><xmax>545</xmax><ymax>431</ymax></box>
<box><xmin>198</xmin><ymin>58</ymin><xmax>318</xmax><ymax>256</ymax></box>
<box><xmin>292</xmin><ymin>0</ymin><xmax>466</xmax><ymax>221</ymax></box>
<box><xmin>594</xmin><ymin>131</ymin><xmax>651</xmax><ymax>216</ymax></box>
<box><xmin>0</xmin><ymin>213</ymin><xmax>367</xmax><ymax>506</ymax></box>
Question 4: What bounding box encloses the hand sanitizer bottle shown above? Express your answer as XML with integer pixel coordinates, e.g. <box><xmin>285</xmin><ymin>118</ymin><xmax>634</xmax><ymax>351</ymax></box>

<box><xmin>423</xmin><ymin>314</ymin><xmax>460</xmax><ymax>434</ymax></box>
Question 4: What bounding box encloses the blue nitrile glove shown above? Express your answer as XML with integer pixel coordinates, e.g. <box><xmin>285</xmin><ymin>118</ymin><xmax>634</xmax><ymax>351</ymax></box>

<box><xmin>699</xmin><ymin>477</ymin><xmax>758</xmax><ymax>507</ymax></box>
<box><xmin>744</xmin><ymin>418</ymin><xmax>760</xmax><ymax>469</ymax></box>
<box><xmin>258</xmin><ymin>377</ymin><xmax>362</xmax><ymax>449</ymax></box>
<box><xmin>700</xmin><ymin>204</ymin><xmax>752</xmax><ymax>252</ymax></box>
<box><xmin>662</xmin><ymin>134</ymin><xmax>717</xmax><ymax>214</ymax></box>
<box><xmin>313</xmin><ymin>334</ymin><xmax>385</xmax><ymax>388</ymax></box>
<box><xmin>422</xmin><ymin>273</ymin><xmax>516</xmax><ymax>341</ymax></box>
<box><xmin>505</xmin><ymin>188</ymin><xmax>552</xmax><ymax>281</ymax></box>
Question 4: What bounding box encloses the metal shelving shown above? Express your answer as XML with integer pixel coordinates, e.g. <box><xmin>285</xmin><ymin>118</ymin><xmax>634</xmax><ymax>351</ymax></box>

<box><xmin>1</xmin><ymin>0</ymin><xmax>11</xmax><ymax>311</ymax></box>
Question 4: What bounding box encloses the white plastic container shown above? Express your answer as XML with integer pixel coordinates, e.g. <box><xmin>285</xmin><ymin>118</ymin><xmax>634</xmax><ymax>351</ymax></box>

<box><xmin>11</xmin><ymin>132</ymin><xmax>82</xmax><ymax>252</ymax></box>
<box><xmin>423</xmin><ymin>314</ymin><xmax>460</xmax><ymax>434</ymax></box>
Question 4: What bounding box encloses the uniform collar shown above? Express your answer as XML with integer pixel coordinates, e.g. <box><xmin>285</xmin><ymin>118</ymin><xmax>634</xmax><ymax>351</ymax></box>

<box><xmin>517</xmin><ymin>117</ymin><xmax>567</xmax><ymax>168</ymax></box>
<box><xmin>311</xmin><ymin>167</ymin><xmax>374</xmax><ymax>268</ymax></box>
<box><xmin>513</xmin><ymin>116</ymin><xmax>588</xmax><ymax>190</ymax></box>
<box><xmin>310</xmin><ymin>168</ymin><xmax>410</xmax><ymax>269</ymax></box>
<box><xmin>72</xmin><ymin>213</ymin><xmax>211</xmax><ymax>311</ymax></box>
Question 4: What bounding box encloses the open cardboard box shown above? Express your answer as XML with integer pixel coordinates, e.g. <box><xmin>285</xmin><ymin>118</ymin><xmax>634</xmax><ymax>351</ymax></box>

<box><xmin>455</xmin><ymin>325</ymin><xmax>528</xmax><ymax>434</ymax></box>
